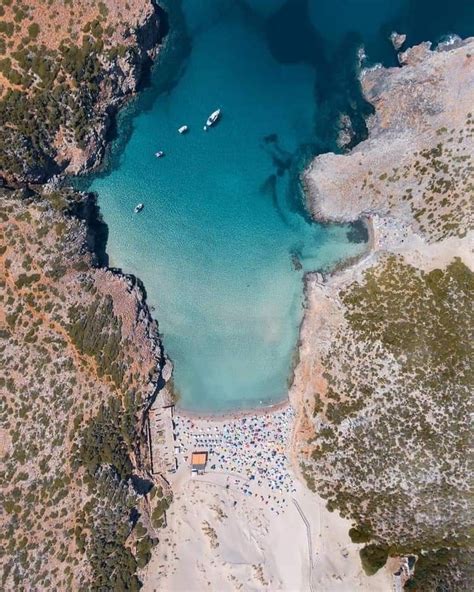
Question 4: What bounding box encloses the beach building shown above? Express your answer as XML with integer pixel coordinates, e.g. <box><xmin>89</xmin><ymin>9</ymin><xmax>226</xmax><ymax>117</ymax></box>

<box><xmin>392</xmin><ymin>556</ymin><xmax>416</xmax><ymax>591</ymax></box>
<box><xmin>191</xmin><ymin>451</ymin><xmax>208</xmax><ymax>474</ymax></box>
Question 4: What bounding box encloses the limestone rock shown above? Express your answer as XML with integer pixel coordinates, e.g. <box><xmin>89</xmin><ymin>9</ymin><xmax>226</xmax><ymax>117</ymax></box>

<box><xmin>390</xmin><ymin>31</ymin><xmax>407</xmax><ymax>51</ymax></box>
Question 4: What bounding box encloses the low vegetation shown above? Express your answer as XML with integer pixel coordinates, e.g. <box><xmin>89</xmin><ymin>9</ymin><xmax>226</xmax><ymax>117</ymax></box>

<box><xmin>356</xmin><ymin>115</ymin><xmax>473</xmax><ymax>242</ymax></box>
<box><xmin>303</xmin><ymin>255</ymin><xmax>473</xmax><ymax>589</ymax></box>
<box><xmin>0</xmin><ymin>189</ymin><xmax>170</xmax><ymax>590</ymax></box>
<box><xmin>0</xmin><ymin>0</ymin><xmax>161</xmax><ymax>181</ymax></box>
<box><xmin>68</xmin><ymin>296</ymin><xmax>126</xmax><ymax>388</ymax></box>
<box><xmin>0</xmin><ymin>3</ymin><xmax>168</xmax><ymax>588</ymax></box>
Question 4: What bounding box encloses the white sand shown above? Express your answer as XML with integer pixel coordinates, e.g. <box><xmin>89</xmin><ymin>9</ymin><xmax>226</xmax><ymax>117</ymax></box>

<box><xmin>142</xmin><ymin>410</ymin><xmax>393</xmax><ymax>592</ymax></box>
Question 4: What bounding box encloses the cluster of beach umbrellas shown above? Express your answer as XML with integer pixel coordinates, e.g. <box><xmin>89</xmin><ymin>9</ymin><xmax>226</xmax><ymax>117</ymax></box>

<box><xmin>174</xmin><ymin>407</ymin><xmax>296</xmax><ymax>510</ymax></box>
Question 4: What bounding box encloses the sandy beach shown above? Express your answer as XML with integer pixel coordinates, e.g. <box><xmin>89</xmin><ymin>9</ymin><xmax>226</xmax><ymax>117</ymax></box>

<box><xmin>140</xmin><ymin>205</ymin><xmax>396</xmax><ymax>592</ymax></box>
<box><xmin>142</xmin><ymin>406</ymin><xmax>394</xmax><ymax>591</ymax></box>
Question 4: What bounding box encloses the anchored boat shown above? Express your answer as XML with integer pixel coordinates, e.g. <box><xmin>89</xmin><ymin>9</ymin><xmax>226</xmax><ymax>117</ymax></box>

<box><xmin>203</xmin><ymin>109</ymin><xmax>221</xmax><ymax>131</ymax></box>
<box><xmin>178</xmin><ymin>125</ymin><xmax>189</xmax><ymax>134</ymax></box>
<box><xmin>134</xmin><ymin>203</ymin><xmax>144</xmax><ymax>214</ymax></box>
<box><xmin>155</xmin><ymin>150</ymin><xmax>164</xmax><ymax>158</ymax></box>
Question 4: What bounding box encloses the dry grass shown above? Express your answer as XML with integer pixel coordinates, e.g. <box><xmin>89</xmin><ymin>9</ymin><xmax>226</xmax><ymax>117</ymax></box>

<box><xmin>0</xmin><ymin>0</ymin><xmax>151</xmax><ymax>96</ymax></box>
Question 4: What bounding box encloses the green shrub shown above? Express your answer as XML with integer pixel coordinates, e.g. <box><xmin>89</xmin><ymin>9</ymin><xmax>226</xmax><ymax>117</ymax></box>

<box><xmin>360</xmin><ymin>545</ymin><xmax>388</xmax><ymax>575</ymax></box>
<box><xmin>404</xmin><ymin>548</ymin><xmax>465</xmax><ymax>591</ymax></box>
<box><xmin>76</xmin><ymin>399</ymin><xmax>133</xmax><ymax>480</ymax></box>
<box><xmin>28</xmin><ymin>23</ymin><xmax>40</xmax><ymax>39</ymax></box>
<box><xmin>135</xmin><ymin>535</ymin><xmax>154</xmax><ymax>568</ymax></box>
<box><xmin>349</xmin><ymin>526</ymin><xmax>372</xmax><ymax>544</ymax></box>
<box><xmin>151</xmin><ymin>494</ymin><xmax>170</xmax><ymax>529</ymax></box>
<box><xmin>0</xmin><ymin>21</ymin><xmax>14</xmax><ymax>37</ymax></box>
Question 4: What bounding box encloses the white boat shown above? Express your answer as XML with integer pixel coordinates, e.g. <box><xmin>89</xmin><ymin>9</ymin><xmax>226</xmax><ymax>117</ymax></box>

<box><xmin>155</xmin><ymin>150</ymin><xmax>164</xmax><ymax>158</ymax></box>
<box><xmin>134</xmin><ymin>203</ymin><xmax>144</xmax><ymax>214</ymax></box>
<box><xmin>204</xmin><ymin>109</ymin><xmax>221</xmax><ymax>131</ymax></box>
<box><xmin>178</xmin><ymin>125</ymin><xmax>188</xmax><ymax>134</ymax></box>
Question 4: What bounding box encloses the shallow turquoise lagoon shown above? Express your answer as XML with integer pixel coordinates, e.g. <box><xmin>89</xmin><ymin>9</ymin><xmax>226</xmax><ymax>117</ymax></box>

<box><xmin>86</xmin><ymin>0</ymin><xmax>474</xmax><ymax>412</ymax></box>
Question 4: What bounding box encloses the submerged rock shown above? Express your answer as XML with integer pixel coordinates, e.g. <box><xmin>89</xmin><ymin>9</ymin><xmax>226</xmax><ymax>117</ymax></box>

<box><xmin>291</xmin><ymin>252</ymin><xmax>303</xmax><ymax>271</ymax></box>
<box><xmin>336</xmin><ymin>113</ymin><xmax>356</xmax><ymax>150</ymax></box>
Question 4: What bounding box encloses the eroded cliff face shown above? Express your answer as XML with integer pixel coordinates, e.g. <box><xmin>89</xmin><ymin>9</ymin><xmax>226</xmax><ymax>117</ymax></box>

<box><xmin>0</xmin><ymin>0</ymin><xmax>167</xmax><ymax>183</ymax></box>
<box><xmin>294</xmin><ymin>38</ymin><xmax>474</xmax><ymax>590</ymax></box>
<box><xmin>0</xmin><ymin>188</ymin><xmax>171</xmax><ymax>590</ymax></box>
<box><xmin>0</xmin><ymin>3</ymin><xmax>174</xmax><ymax>589</ymax></box>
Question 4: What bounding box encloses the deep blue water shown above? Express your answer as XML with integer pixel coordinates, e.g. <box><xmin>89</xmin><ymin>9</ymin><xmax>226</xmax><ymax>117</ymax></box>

<box><xmin>84</xmin><ymin>0</ymin><xmax>474</xmax><ymax>412</ymax></box>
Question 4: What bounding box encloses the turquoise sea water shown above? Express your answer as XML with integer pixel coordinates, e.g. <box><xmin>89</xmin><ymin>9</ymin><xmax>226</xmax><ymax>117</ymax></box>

<box><xmin>85</xmin><ymin>0</ymin><xmax>474</xmax><ymax>412</ymax></box>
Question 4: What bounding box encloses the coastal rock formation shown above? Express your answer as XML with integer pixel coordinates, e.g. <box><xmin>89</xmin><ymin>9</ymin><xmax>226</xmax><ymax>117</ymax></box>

<box><xmin>0</xmin><ymin>188</ymin><xmax>171</xmax><ymax>590</ymax></box>
<box><xmin>0</xmin><ymin>0</ymin><xmax>167</xmax><ymax>183</ymax></box>
<box><xmin>336</xmin><ymin>112</ymin><xmax>356</xmax><ymax>150</ymax></box>
<box><xmin>0</xmin><ymin>3</ymin><xmax>174</xmax><ymax>590</ymax></box>
<box><xmin>295</xmin><ymin>38</ymin><xmax>474</xmax><ymax>590</ymax></box>
<box><xmin>390</xmin><ymin>31</ymin><xmax>406</xmax><ymax>51</ymax></box>
<box><xmin>305</xmin><ymin>38</ymin><xmax>473</xmax><ymax>242</ymax></box>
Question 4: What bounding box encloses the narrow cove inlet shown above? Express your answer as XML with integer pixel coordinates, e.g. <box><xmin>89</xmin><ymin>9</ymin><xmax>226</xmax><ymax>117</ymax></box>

<box><xmin>3</xmin><ymin>0</ymin><xmax>474</xmax><ymax>590</ymax></box>
<box><xmin>83</xmin><ymin>0</ymin><xmax>466</xmax><ymax>413</ymax></box>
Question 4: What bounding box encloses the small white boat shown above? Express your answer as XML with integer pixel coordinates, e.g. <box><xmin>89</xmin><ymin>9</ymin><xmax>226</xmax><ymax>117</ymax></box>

<box><xmin>134</xmin><ymin>203</ymin><xmax>144</xmax><ymax>214</ymax></box>
<box><xmin>178</xmin><ymin>125</ymin><xmax>188</xmax><ymax>134</ymax></box>
<box><xmin>203</xmin><ymin>109</ymin><xmax>221</xmax><ymax>131</ymax></box>
<box><xmin>155</xmin><ymin>150</ymin><xmax>164</xmax><ymax>158</ymax></box>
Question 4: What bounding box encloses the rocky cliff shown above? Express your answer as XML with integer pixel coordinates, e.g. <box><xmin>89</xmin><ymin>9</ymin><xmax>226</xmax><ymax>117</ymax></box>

<box><xmin>0</xmin><ymin>4</ymin><xmax>173</xmax><ymax>588</ymax></box>
<box><xmin>293</xmin><ymin>37</ymin><xmax>474</xmax><ymax>591</ymax></box>
<box><xmin>304</xmin><ymin>37</ymin><xmax>473</xmax><ymax>243</ymax></box>
<box><xmin>0</xmin><ymin>187</ymin><xmax>172</xmax><ymax>590</ymax></box>
<box><xmin>0</xmin><ymin>0</ymin><xmax>167</xmax><ymax>183</ymax></box>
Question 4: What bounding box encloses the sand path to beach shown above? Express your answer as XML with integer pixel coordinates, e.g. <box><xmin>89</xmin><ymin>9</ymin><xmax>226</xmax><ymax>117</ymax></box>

<box><xmin>143</xmin><ymin>409</ymin><xmax>393</xmax><ymax>592</ymax></box>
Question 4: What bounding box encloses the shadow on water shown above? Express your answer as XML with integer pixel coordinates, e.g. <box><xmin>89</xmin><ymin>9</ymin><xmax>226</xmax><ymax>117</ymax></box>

<box><xmin>138</xmin><ymin>2</ymin><xmax>171</xmax><ymax>89</ymax></box>
<box><xmin>264</xmin><ymin>0</ymin><xmax>374</xmax><ymax>151</ymax></box>
<box><xmin>346</xmin><ymin>219</ymin><xmax>369</xmax><ymax>244</ymax></box>
<box><xmin>264</xmin><ymin>0</ymin><xmax>326</xmax><ymax>66</ymax></box>
<box><xmin>257</xmin><ymin>0</ymin><xmax>374</xmax><ymax>226</ymax></box>
<box><xmin>261</xmin><ymin>135</ymin><xmax>293</xmax><ymax>176</ymax></box>
<box><xmin>259</xmin><ymin>174</ymin><xmax>288</xmax><ymax>225</ymax></box>
<box><xmin>102</xmin><ymin>3</ymin><xmax>171</xmax><ymax>150</ymax></box>
<box><xmin>259</xmin><ymin>130</ymin><xmax>314</xmax><ymax>227</ymax></box>
<box><xmin>258</xmin><ymin>0</ymin><xmax>474</xmax><ymax>229</ymax></box>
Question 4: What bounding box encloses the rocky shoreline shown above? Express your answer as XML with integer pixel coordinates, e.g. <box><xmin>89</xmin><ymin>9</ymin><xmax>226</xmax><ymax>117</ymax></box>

<box><xmin>1</xmin><ymin>183</ymin><xmax>175</xmax><ymax>589</ymax></box>
<box><xmin>0</xmin><ymin>0</ymin><xmax>168</xmax><ymax>185</ymax></box>
<box><xmin>291</xmin><ymin>36</ymin><xmax>474</xmax><ymax>589</ymax></box>
<box><xmin>0</xmin><ymin>4</ymin><xmax>175</xmax><ymax>586</ymax></box>
<box><xmin>72</xmin><ymin>189</ymin><xmax>174</xmax><ymax>447</ymax></box>
<box><xmin>303</xmin><ymin>36</ymin><xmax>474</xmax><ymax>231</ymax></box>
<box><xmin>60</xmin><ymin>3</ymin><xmax>168</xmax><ymax>179</ymax></box>
<box><xmin>0</xmin><ymin>0</ymin><xmax>173</xmax><ymax>423</ymax></box>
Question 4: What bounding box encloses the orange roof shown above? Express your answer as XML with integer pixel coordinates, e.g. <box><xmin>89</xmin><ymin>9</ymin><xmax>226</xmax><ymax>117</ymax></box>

<box><xmin>191</xmin><ymin>451</ymin><xmax>208</xmax><ymax>466</ymax></box>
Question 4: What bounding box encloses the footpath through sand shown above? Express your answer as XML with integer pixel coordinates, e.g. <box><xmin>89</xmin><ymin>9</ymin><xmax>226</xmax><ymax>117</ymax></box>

<box><xmin>143</xmin><ymin>407</ymin><xmax>393</xmax><ymax>591</ymax></box>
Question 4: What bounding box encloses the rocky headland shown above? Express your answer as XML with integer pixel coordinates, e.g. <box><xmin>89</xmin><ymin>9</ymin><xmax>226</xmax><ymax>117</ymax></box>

<box><xmin>0</xmin><ymin>186</ymin><xmax>174</xmax><ymax>589</ymax></box>
<box><xmin>0</xmin><ymin>0</ymin><xmax>167</xmax><ymax>184</ymax></box>
<box><xmin>293</xmin><ymin>37</ymin><xmax>474</xmax><ymax>590</ymax></box>
<box><xmin>0</xmin><ymin>2</ymin><xmax>173</xmax><ymax>589</ymax></box>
